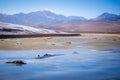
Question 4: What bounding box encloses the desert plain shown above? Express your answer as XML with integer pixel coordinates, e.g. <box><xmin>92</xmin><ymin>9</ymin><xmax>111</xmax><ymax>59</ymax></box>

<box><xmin>0</xmin><ymin>33</ymin><xmax>120</xmax><ymax>50</ymax></box>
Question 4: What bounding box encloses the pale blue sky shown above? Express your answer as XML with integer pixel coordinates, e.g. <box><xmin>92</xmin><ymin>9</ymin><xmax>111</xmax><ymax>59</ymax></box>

<box><xmin>0</xmin><ymin>0</ymin><xmax>120</xmax><ymax>18</ymax></box>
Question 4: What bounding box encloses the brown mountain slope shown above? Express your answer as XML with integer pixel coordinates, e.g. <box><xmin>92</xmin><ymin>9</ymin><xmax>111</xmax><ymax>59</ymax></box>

<box><xmin>30</xmin><ymin>22</ymin><xmax>120</xmax><ymax>33</ymax></box>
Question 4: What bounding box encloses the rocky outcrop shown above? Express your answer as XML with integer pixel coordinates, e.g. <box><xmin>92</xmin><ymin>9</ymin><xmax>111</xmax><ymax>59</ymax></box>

<box><xmin>6</xmin><ymin>60</ymin><xmax>26</xmax><ymax>66</ymax></box>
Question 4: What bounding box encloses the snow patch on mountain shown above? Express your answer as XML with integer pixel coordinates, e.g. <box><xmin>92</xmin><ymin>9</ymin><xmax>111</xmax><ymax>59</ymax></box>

<box><xmin>0</xmin><ymin>22</ymin><xmax>63</xmax><ymax>34</ymax></box>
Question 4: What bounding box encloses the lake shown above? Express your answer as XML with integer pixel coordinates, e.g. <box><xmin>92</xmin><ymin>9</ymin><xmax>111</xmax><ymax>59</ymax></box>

<box><xmin>0</xmin><ymin>47</ymin><xmax>120</xmax><ymax>80</ymax></box>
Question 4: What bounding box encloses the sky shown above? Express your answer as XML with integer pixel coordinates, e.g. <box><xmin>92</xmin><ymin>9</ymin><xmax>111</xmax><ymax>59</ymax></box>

<box><xmin>0</xmin><ymin>0</ymin><xmax>120</xmax><ymax>19</ymax></box>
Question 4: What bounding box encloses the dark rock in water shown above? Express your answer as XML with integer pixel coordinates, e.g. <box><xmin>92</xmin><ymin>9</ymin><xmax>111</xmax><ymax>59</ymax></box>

<box><xmin>73</xmin><ymin>51</ymin><xmax>79</xmax><ymax>54</ymax></box>
<box><xmin>35</xmin><ymin>54</ymin><xmax>55</xmax><ymax>59</ymax></box>
<box><xmin>35</xmin><ymin>54</ymin><xmax>64</xmax><ymax>59</ymax></box>
<box><xmin>66</xmin><ymin>42</ymin><xmax>72</xmax><ymax>44</ymax></box>
<box><xmin>113</xmin><ymin>38</ymin><xmax>117</xmax><ymax>41</ymax></box>
<box><xmin>6</xmin><ymin>60</ymin><xmax>26</xmax><ymax>66</ymax></box>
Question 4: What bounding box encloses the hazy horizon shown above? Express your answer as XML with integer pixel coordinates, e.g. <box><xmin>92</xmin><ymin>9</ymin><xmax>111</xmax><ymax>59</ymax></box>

<box><xmin>0</xmin><ymin>0</ymin><xmax>120</xmax><ymax>19</ymax></box>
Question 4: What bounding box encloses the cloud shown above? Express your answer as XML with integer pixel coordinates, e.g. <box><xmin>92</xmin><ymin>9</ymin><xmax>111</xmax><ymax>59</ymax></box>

<box><xmin>43</xmin><ymin>8</ymin><xmax>56</xmax><ymax>13</ymax></box>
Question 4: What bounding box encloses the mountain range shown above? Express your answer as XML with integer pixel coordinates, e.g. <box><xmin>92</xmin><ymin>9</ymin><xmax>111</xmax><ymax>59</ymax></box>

<box><xmin>0</xmin><ymin>10</ymin><xmax>86</xmax><ymax>24</ymax></box>
<box><xmin>0</xmin><ymin>11</ymin><xmax>120</xmax><ymax>34</ymax></box>
<box><xmin>0</xmin><ymin>10</ymin><xmax>120</xmax><ymax>25</ymax></box>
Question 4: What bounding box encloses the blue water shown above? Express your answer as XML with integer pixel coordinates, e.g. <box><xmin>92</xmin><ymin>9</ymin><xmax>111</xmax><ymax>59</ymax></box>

<box><xmin>0</xmin><ymin>48</ymin><xmax>120</xmax><ymax>80</ymax></box>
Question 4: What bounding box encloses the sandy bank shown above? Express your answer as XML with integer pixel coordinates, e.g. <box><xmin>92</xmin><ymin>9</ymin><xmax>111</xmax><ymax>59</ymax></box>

<box><xmin>80</xmin><ymin>33</ymin><xmax>120</xmax><ymax>37</ymax></box>
<box><xmin>0</xmin><ymin>34</ymin><xmax>120</xmax><ymax>50</ymax></box>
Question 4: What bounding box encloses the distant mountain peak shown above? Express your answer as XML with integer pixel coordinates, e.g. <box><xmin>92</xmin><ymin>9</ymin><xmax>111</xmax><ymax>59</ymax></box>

<box><xmin>42</xmin><ymin>10</ymin><xmax>54</xmax><ymax>13</ymax></box>
<box><xmin>101</xmin><ymin>12</ymin><xmax>111</xmax><ymax>15</ymax></box>
<box><xmin>94</xmin><ymin>12</ymin><xmax>120</xmax><ymax>21</ymax></box>
<box><xmin>99</xmin><ymin>12</ymin><xmax>118</xmax><ymax>17</ymax></box>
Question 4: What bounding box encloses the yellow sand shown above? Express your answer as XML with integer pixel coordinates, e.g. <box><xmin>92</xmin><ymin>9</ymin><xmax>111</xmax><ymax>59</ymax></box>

<box><xmin>80</xmin><ymin>33</ymin><xmax>120</xmax><ymax>37</ymax></box>
<box><xmin>0</xmin><ymin>34</ymin><xmax>120</xmax><ymax>50</ymax></box>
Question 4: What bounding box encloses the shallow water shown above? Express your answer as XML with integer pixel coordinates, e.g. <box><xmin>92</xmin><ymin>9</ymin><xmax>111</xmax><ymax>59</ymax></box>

<box><xmin>0</xmin><ymin>46</ymin><xmax>120</xmax><ymax>80</ymax></box>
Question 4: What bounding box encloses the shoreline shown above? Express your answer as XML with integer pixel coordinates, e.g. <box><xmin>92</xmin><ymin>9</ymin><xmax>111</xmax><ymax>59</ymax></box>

<box><xmin>0</xmin><ymin>33</ymin><xmax>120</xmax><ymax>39</ymax></box>
<box><xmin>0</xmin><ymin>33</ymin><xmax>80</xmax><ymax>39</ymax></box>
